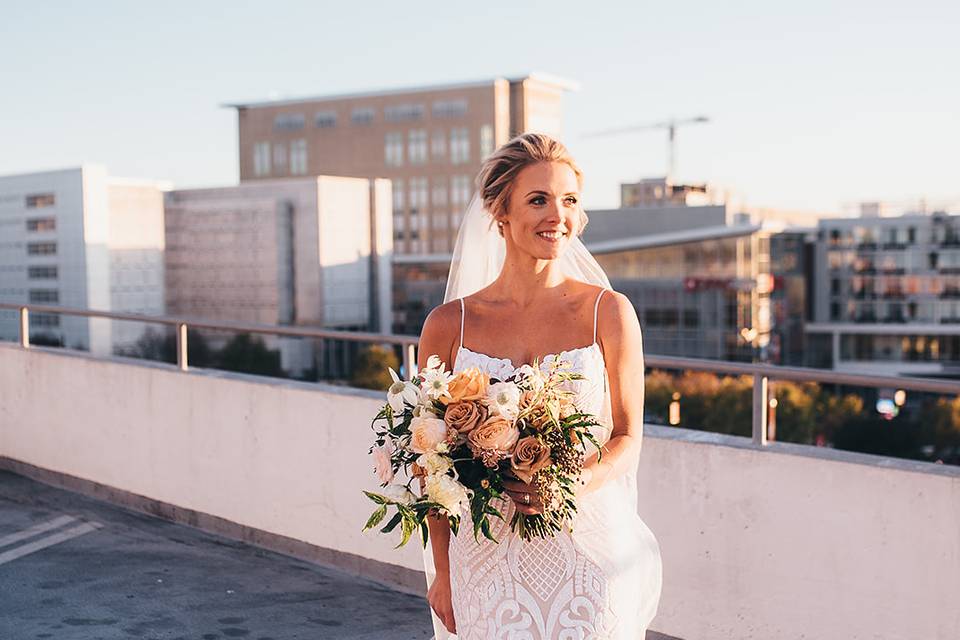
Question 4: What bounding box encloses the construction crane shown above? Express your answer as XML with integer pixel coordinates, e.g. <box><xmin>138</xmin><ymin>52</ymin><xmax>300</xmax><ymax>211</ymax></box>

<box><xmin>583</xmin><ymin>116</ymin><xmax>710</xmax><ymax>180</ymax></box>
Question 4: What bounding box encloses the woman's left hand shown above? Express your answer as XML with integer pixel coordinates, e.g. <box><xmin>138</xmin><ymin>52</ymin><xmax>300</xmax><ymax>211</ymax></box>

<box><xmin>501</xmin><ymin>476</ymin><xmax>543</xmax><ymax>515</ymax></box>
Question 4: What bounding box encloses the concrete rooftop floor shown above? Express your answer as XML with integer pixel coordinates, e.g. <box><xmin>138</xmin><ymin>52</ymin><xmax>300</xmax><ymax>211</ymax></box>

<box><xmin>0</xmin><ymin>470</ymin><xmax>434</xmax><ymax>639</ymax></box>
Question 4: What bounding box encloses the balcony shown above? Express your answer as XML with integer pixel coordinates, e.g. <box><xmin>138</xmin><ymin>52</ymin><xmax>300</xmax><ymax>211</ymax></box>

<box><xmin>2</xmin><ymin>305</ymin><xmax>959</xmax><ymax>640</ymax></box>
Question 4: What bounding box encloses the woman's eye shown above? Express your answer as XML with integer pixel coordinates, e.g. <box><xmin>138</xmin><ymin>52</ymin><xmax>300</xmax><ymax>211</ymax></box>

<box><xmin>531</xmin><ymin>196</ymin><xmax>546</xmax><ymax>205</ymax></box>
<box><xmin>565</xmin><ymin>197</ymin><xmax>578</xmax><ymax>205</ymax></box>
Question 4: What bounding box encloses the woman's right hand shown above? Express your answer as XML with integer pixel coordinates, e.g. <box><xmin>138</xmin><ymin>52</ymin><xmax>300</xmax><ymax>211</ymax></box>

<box><xmin>428</xmin><ymin>569</ymin><xmax>457</xmax><ymax>634</ymax></box>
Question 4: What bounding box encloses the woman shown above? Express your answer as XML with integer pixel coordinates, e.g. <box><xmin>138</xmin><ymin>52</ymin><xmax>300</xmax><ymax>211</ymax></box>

<box><xmin>417</xmin><ymin>133</ymin><xmax>662</xmax><ymax>639</ymax></box>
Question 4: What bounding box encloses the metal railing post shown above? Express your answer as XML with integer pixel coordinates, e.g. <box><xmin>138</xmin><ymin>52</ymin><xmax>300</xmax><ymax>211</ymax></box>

<box><xmin>18</xmin><ymin>306</ymin><xmax>29</xmax><ymax>349</ymax></box>
<box><xmin>176</xmin><ymin>323</ymin><xmax>189</xmax><ymax>371</ymax></box>
<box><xmin>404</xmin><ymin>342</ymin><xmax>417</xmax><ymax>379</ymax></box>
<box><xmin>753</xmin><ymin>374</ymin><xmax>768</xmax><ymax>446</ymax></box>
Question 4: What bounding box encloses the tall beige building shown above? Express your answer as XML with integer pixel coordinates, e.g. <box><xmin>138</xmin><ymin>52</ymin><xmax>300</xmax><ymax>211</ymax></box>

<box><xmin>226</xmin><ymin>73</ymin><xmax>577</xmax><ymax>255</ymax></box>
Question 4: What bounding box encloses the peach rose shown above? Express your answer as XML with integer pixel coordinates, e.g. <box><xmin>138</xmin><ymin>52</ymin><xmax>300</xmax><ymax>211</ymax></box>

<box><xmin>510</xmin><ymin>436</ymin><xmax>552</xmax><ymax>483</ymax></box>
<box><xmin>409</xmin><ymin>416</ymin><xmax>449</xmax><ymax>454</ymax></box>
<box><xmin>440</xmin><ymin>367</ymin><xmax>489</xmax><ymax>405</ymax></box>
<box><xmin>444</xmin><ymin>400</ymin><xmax>488</xmax><ymax>434</ymax></box>
<box><xmin>467</xmin><ymin>415</ymin><xmax>520</xmax><ymax>467</ymax></box>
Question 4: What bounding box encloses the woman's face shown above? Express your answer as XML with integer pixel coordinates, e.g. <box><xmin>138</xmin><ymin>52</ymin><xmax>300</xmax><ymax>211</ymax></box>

<box><xmin>500</xmin><ymin>161</ymin><xmax>583</xmax><ymax>261</ymax></box>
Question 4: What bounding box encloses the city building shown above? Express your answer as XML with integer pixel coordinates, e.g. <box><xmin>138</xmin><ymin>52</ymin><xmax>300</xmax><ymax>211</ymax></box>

<box><xmin>225</xmin><ymin>73</ymin><xmax>578</xmax><ymax>255</ymax></box>
<box><xmin>0</xmin><ymin>166</ymin><xmax>167</xmax><ymax>355</ymax></box>
<box><xmin>808</xmin><ymin>206</ymin><xmax>960</xmax><ymax>376</ymax></box>
<box><xmin>392</xmin><ymin>200</ymin><xmax>811</xmax><ymax>366</ymax></box>
<box><xmin>164</xmin><ymin>176</ymin><xmax>392</xmax><ymax>375</ymax></box>
<box><xmin>620</xmin><ymin>176</ymin><xmax>718</xmax><ymax>208</ymax></box>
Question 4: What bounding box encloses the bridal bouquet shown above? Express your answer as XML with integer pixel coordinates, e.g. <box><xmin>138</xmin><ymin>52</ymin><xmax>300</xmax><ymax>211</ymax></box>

<box><xmin>363</xmin><ymin>354</ymin><xmax>603</xmax><ymax>545</ymax></box>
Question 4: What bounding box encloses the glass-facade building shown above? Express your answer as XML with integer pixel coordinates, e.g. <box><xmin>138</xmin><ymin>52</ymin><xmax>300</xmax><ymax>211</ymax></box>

<box><xmin>392</xmin><ymin>225</ymin><xmax>811</xmax><ymax>366</ymax></box>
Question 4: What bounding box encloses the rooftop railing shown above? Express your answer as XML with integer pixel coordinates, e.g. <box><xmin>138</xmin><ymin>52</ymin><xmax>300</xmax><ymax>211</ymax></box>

<box><xmin>4</xmin><ymin>302</ymin><xmax>960</xmax><ymax>450</ymax></box>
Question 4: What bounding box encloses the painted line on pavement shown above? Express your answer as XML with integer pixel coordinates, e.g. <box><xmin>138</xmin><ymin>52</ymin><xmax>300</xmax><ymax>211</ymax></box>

<box><xmin>0</xmin><ymin>514</ymin><xmax>78</xmax><ymax>549</ymax></box>
<box><xmin>0</xmin><ymin>521</ymin><xmax>103</xmax><ymax>567</ymax></box>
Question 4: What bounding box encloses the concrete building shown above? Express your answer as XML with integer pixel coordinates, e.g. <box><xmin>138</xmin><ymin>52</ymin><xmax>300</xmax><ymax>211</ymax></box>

<box><xmin>0</xmin><ymin>166</ymin><xmax>167</xmax><ymax>355</ymax></box>
<box><xmin>225</xmin><ymin>73</ymin><xmax>578</xmax><ymax>255</ymax></box>
<box><xmin>808</xmin><ymin>206</ymin><xmax>960</xmax><ymax>376</ymax></box>
<box><xmin>164</xmin><ymin>176</ymin><xmax>392</xmax><ymax>375</ymax></box>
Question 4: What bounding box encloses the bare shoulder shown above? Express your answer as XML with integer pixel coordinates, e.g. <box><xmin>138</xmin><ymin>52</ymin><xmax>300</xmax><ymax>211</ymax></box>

<box><xmin>597</xmin><ymin>288</ymin><xmax>642</xmax><ymax>342</ymax></box>
<box><xmin>419</xmin><ymin>299</ymin><xmax>462</xmax><ymax>369</ymax></box>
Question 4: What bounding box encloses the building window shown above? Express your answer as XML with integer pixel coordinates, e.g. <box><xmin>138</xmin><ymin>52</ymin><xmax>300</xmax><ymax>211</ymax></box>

<box><xmin>385</xmin><ymin>103</ymin><xmax>424</xmax><ymax>122</ymax></box>
<box><xmin>28</xmin><ymin>266</ymin><xmax>58</xmax><ymax>279</ymax></box>
<box><xmin>273</xmin><ymin>113</ymin><xmax>305</xmax><ymax>131</ymax></box>
<box><xmin>351</xmin><ymin>107</ymin><xmax>375</xmax><ymax>125</ymax></box>
<box><xmin>272</xmin><ymin>143</ymin><xmax>287</xmax><ymax>173</ymax></box>
<box><xmin>290</xmin><ymin>139</ymin><xmax>308</xmax><ymax>175</ymax></box>
<box><xmin>26</xmin><ymin>217</ymin><xmax>56</xmax><ymax>232</ymax></box>
<box><xmin>431</xmin><ymin>131</ymin><xmax>446</xmax><ymax>160</ymax></box>
<box><xmin>408</xmin><ymin>129</ymin><xmax>428</xmax><ymax>165</ymax></box>
<box><xmin>314</xmin><ymin>111</ymin><xmax>337</xmax><ymax>128</ymax></box>
<box><xmin>27</xmin><ymin>242</ymin><xmax>57</xmax><ymax>256</ymax></box>
<box><xmin>451</xmin><ymin>175</ymin><xmax>471</xmax><ymax>208</ymax></box>
<box><xmin>253</xmin><ymin>142</ymin><xmax>271</xmax><ymax>176</ymax></box>
<box><xmin>432</xmin><ymin>99</ymin><xmax>468</xmax><ymax>118</ymax></box>
<box><xmin>480</xmin><ymin>124</ymin><xmax>494</xmax><ymax>159</ymax></box>
<box><xmin>29</xmin><ymin>289</ymin><xmax>59</xmax><ymax>304</ymax></box>
<box><xmin>409</xmin><ymin>177</ymin><xmax>428</xmax><ymax>215</ymax></box>
<box><xmin>392</xmin><ymin>179</ymin><xmax>405</xmax><ymax>213</ymax></box>
<box><xmin>385</xmin><ymin>132</ymin><xmax>404</xmax><ymax>167</ymax></box>
<box><xmin>26</xmin><ymin>193</ymin><xmax>55</xmax><ymax>208</ymax></box>
<box><xmin>450</xmin><ymin>128</ymin><xmax>470</xmax><ymax>164</ymax></box>
<box><xmin>29</xmin><ymin>312</ymin><xmax>60</xmax><ymax>327</ymax></box>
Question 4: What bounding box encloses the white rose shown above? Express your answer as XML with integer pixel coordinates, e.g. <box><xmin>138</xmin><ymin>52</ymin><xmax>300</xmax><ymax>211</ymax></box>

<box><xmin>424</xmin><ymin>474</ymin><xmax>471</xmax><ymax>515</ymax></box>
<box><xmin>382</xmin><ymin>484</ymin><xmax>416</xmax><ymax>505</ymax></box>
<box><xmin>486</xmin><ymin>381</ymin><xmax>521</xmax><ymax>421</ymax></box>
<box><xmin>417</xmin><ymin>451</ymin><xmax>453</xmax><ymax>475</ymax></box>
<box><xmin>371</xmin><ymin>442</ymin><xmax>394</xmax><ymax>484</ymax></box>
<box><xmin>408</xmin><ymin>416</ymin><xmax>449</xmax><ymax>454</ymax></box>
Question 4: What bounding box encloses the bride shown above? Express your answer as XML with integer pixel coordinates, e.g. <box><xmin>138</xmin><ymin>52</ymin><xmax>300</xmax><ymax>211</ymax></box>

<box><xmin>416</xmin><ymin>133</ymin><xmax>662</xmax><ymax>639</ymax></box>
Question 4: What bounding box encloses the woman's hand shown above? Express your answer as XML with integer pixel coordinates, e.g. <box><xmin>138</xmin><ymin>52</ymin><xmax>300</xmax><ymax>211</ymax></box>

<box><xmin>501</xmin><ymin>475</ymin><xmax>544</xmax><ymax>515</ymax></box>
<box><xmin>428</xmin><ymin>569</ymin><xmax>457</xmax><ymax>634</ymax></box>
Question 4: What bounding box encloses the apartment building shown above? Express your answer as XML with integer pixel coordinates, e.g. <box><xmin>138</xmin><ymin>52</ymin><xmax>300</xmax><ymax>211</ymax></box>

<box><xmin>809</xmin><ymin>207</ymin><xmax>960</xmax><ymax>376</ymax></box>
<box><xmin>226</xmin><ymin>73</ymin><xmax>577</xmax><ymax>255</ymax></box>
<box><xmin>0</xmin><ymin>166</ymin><xmax>167</xmax><ymax>355</ymax></box>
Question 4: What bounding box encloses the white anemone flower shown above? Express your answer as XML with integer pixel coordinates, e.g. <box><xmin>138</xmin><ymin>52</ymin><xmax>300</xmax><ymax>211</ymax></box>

<box><xmin>487</xmin><ymin>381</ymin><xmax>521</xmax><ymax>421</ymax></box>
<box><xmin>387</xmin><ymin>367</ymin><xmax>420</xmax><ymax>414</ymax></box>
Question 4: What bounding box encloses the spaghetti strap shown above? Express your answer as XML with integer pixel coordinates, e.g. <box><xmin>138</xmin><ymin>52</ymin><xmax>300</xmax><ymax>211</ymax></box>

<box><xmin>593</xmin><ymin>288</ymin><xmax>607</xmax><ymax>344</ymax></box>
<box><xmin>459</xmin><ymin>297</ymin><xmax>466</xmax><ymax>349</ymax></box>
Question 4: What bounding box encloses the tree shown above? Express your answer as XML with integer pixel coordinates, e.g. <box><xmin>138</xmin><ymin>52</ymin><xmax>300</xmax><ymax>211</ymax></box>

<box><xmin>217</xmin><ymin>333</ymin><xmax>284</xmax><ymax>377</ymax></box>
<box><xmin>351</xmin><ymin>344</ymin><xmax>400</xmax><ymax>391</ymax></box>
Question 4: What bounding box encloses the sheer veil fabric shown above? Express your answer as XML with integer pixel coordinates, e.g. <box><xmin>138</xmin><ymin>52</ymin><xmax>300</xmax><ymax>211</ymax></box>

<box><xmin>422</xmin><ymin>191</ymin><xmax>659</xmax><ymax>639</ymax></box>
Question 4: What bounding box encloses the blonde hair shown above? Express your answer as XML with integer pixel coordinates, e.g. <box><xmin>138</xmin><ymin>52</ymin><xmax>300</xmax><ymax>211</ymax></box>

<box><xmin>475</xmin><ymin>132</ymin><xmax>588</xmax><ymax>236</ymax></box>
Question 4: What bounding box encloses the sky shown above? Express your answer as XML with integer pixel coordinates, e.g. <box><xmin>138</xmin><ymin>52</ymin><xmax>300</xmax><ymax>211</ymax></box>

<box><xmin>2</xmin><ymin>0</ymin><xmax>958</xmax><ymax>214</ymax></box>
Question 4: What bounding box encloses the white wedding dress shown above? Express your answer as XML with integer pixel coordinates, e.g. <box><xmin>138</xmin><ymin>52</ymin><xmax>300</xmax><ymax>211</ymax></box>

<box><xmin>439</xmin><ymin>289</ymin><xmax>662</xmax><ymax>640</ymax></box>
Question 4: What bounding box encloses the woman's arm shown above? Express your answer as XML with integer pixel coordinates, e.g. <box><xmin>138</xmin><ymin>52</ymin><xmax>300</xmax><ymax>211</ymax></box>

<box><xmin>578</xmin><ymin>290</ymin><xmax>646</xmax><ymax>495</ymax></box>
<box><xmin>417</xmin><ymin>301</ymin><xmax>460</xmax><ymax>633</ymax></box>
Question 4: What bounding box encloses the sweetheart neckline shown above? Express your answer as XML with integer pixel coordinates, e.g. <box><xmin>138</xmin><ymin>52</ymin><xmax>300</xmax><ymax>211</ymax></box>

<box><xmin>454</xmin><ymin>342</ymin><xmax>603</xmax><ymax>373</ymax></box>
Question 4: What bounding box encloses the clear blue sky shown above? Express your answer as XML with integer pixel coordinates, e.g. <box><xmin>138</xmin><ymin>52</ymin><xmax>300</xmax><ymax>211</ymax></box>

<box><xmin>2</xmin><ymin>0</ymin><xmax>957</xmax><ymax>213</ymax></box>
